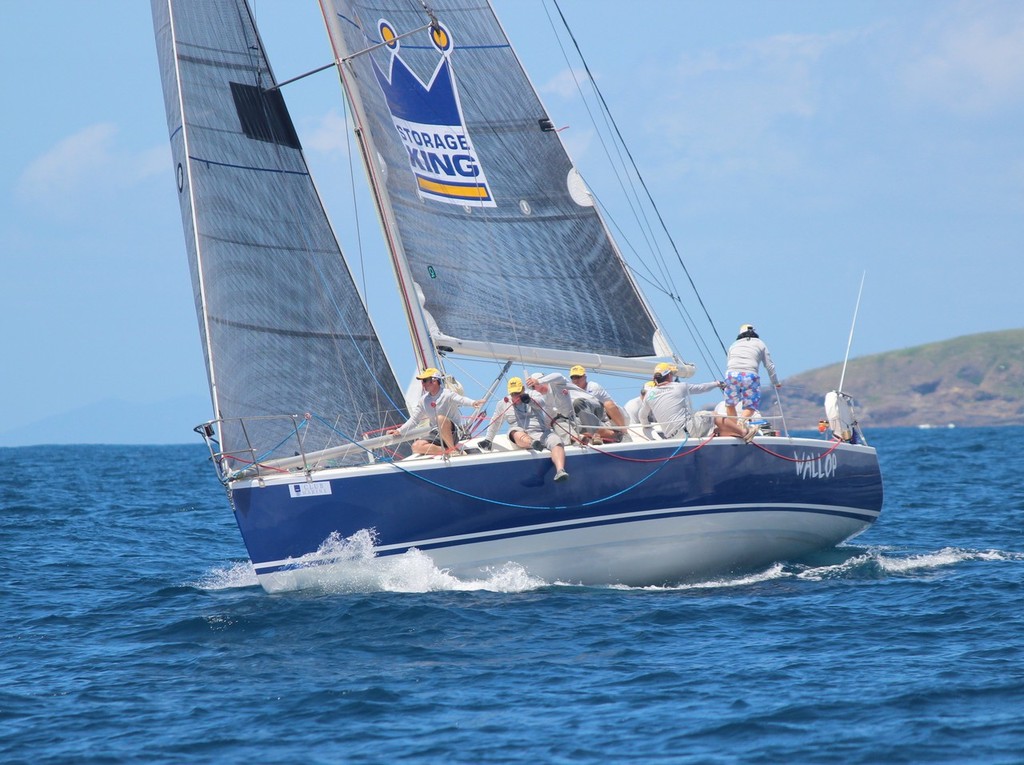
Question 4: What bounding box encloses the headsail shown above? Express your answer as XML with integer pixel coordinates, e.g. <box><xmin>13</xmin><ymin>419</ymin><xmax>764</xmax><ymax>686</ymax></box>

<box><xmin>152</xmin><ymin>0</ymin><xmax>407</xmax><ymax>465</ymax></box>
<box><xmin>319</xmin><ymin>0</ymin><xmax>674</xmax><ymax>373</ymax></box>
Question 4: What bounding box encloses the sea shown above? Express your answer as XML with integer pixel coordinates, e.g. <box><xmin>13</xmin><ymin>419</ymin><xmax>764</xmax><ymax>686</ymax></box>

<box><xmin>2</xmin><ymin>427</ymin><xmax>1022</xmax><ymax>764</ymax></box>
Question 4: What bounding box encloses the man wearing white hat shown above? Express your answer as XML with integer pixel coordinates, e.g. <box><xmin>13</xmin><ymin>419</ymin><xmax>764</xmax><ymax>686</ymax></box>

<box><xmin>724</xmin><ymin>324</ymin><xmax>780</xmax><ymax>425</ymax></box>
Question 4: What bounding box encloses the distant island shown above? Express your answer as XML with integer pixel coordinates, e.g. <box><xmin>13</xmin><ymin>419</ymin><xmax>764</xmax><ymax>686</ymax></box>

<box><xmin>4</xmin><ymin>329</ymin><xmax>1022</xmax><ymax>445</ymax></box>
<box><xmin>778</xmin><ymin>329</ymin><xmax>1024</xmax><ymax>428</ymax></box>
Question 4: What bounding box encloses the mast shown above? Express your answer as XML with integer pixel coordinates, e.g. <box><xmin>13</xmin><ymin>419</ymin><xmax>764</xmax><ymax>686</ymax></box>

<box><xmin>319</xmin><ymin>4</ymin><xmax>436</xmax><ymax>372</ymax></box>
<box><xmin>156</xmin><ymin>0</ymin><xmax>223</xmax><ymax>420</ymax></box>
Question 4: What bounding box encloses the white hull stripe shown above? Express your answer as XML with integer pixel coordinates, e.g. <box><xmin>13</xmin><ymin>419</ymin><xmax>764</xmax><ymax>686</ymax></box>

<box><xmin>252</xmin><ymin>501</ymin><xmax>878</xmax><ymax>574</ymax></box>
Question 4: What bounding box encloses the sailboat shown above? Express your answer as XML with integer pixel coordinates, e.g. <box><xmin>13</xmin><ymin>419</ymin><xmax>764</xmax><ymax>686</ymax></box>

<box><xmin>152</xmin><ymin>0</ymin><xmax>883</xmax><ymax>592</ymax></box>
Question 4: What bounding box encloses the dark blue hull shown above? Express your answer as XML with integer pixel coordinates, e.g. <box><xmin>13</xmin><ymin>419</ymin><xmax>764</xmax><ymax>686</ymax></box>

<box><xmin>230</xmin><ymin>437</ymin><xmax>882</xmax><ymax>590</ymax></box>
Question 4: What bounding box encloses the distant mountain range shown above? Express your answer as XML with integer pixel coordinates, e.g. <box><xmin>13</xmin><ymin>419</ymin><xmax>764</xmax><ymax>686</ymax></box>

<box><xmin>778</xmin><ymin>329</ymin><xmax>1024</xmax><ymax>428</ymax></box>
<box><xmin>0</xmin><ymin>395</ymin><xmax>211</xmax><ymax>447</ymax></box>
<box><xmin>3</xmin><ymin>330</ymin><xmax>1021</xmax><ymax>445</ymax></box>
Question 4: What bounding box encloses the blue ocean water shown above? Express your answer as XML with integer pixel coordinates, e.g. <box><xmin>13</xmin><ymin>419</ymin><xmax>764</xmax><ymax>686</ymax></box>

<box><xmin>2</xmin><ymin>428</ymin><xmax>1023</xmax><ymax>763</ymax></box>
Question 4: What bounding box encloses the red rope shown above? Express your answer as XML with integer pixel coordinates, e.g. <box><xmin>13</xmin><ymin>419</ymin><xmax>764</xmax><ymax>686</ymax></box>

<box><xmin>585</xmin><ymin>432</ymin><xmax>844</xmax><ymax>465</ymax></box>
<box><xmin>583</xmin><ymin>431</ymin><xmax>717</xmax><ymax>462</ymax></box>
<box><xmin>223</xmin><ymin>454</ymin><xmax>290</xmax><ymax>474</ymax></box>
<box><xmin>749</xmin><ymin>437</ymin><xmax>844</xmax><ymax>462</ymax></box>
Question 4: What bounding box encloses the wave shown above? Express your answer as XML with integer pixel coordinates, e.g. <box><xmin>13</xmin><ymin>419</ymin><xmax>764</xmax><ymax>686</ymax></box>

<box><xmin>190</xmin><ymin>561</ymin><xmax>260</xmax><ymax>591</ymax></box>
<box><xmin>792</xmin><ymin>545</ymin><xmax>1023</xmax><ymax>581</ymax></box>
<box><xmin>190</xmin><ymin>529</ymin><xmax>547</xmax><ymax>594</ymax></box>
<box><xmin>190</xmin><ymin>539</ymin><xmax>1023</xmax><ymax>595</ymax></box>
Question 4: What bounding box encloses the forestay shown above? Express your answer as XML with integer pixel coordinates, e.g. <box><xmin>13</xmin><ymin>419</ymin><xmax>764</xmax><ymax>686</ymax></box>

<box><xmin>152</xmin><ymin>0</ymin><xmax>407</xmax><ymax>464</ymax></box>
<box><xmin>319</xmin><ymin>0</ymin><xmax>673</xmax><ymax>372</ymax></box>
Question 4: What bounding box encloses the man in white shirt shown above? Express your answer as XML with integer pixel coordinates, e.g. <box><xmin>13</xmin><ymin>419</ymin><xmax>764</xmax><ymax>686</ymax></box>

<box><xmin>568</xmin><ymin>365</ymin><xmax>627</xmax><ymax>442</ymax></box>
<box><xmin>527</xmin><ymin>370</ymin><xmax>608</xmax><ymax>445</ymax></box>
<box><xmin>724</xmin><ymin>324</ymin><xmax>781</xmax><ymax>422</ymax></box>
<box><xmin>638</xmin><ymin>362</ymin><xmax>728</xmax><ymax>440</ymax></box>
<box><xmin>480</xmin><ymin>376</ymin><xmax>569</xmax><ymax>481</ymax></box>
<box><xmin>387</xmin><ymin>367</ymin><xmax>483</xmax><ymax>455</ymax></box>
<box><xmin>624</xmin><ymin>381</ymin><xmax>656</xmax><ymax>426</ymax></box>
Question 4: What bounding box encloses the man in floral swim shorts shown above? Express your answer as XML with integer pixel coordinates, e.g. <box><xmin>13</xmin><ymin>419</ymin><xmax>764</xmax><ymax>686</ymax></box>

<box><xmin>724</xmin><ymin>324</ymin><xmax>781</xmax><ymax>422</ymax></box>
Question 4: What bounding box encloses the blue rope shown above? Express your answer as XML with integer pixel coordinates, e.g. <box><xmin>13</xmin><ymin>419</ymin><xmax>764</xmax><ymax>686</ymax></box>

<box><xmin>310</xmin><ymin>413</ymin><xmax>399</xmax><ymax>462</ymax></box>
<box><xmin>309</xmin><ymin>412</ymin><xmax>691</xmax><ymax>511</ymax></box>
<box><xmin>242</xmin><ymin>417</ymin><xmax>310</xmax><ymax>468</ymax></box>
<box><xmin>386</xmin><ymin>437</ymin><xmax>690</xmax><ymax>511</ymax></box>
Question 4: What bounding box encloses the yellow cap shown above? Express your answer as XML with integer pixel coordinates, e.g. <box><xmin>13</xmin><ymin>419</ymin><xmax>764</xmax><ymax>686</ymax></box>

<box><xmin>739</xmin><ymin>324</ymin><xmax>754</xmax><ymax>333</ymax></box>
<box><xmin>507</xmin><ymin>377</ymin><xmax>525</xmax><ymax>394</ymax></box>
<box><xmin>569</xmin><ymin>365</ymin><xmax>586</xmax><ymax>377</ymax></box>
<box><xmin>654</xmin><ymin>362</ymin><xmax>677</xmax><ymax>375</ymax></box>
<box><xmin>415</xmin><ymin>367</ymin><xmax>441</xmax><ymax>380</ymax></box>
<box><xmin>644</xmin><ymin>380</ymin><xmax>657</xmax><ymax>389</ymax></box>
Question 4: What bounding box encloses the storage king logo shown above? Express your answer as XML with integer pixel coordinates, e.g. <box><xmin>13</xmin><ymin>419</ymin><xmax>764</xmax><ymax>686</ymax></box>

<box><xmin>371</xmin><ymin>19</ymin><xmax>494</xmax><ymax>207</ymax></box>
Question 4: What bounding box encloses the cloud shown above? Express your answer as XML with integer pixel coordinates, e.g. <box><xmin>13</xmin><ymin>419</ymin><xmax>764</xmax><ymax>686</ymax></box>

<box><xmin>300</xmin><ymin>108</ymin><xmax>355</xmax><ymax>155</ymax></box>
<box><xmin>645</xmin><ymin>30</ymin><xmax>855</xmax><ymax>182</ymax></box>
<box><xmin>670</xmin><ymin>30</ymin><xmax>857</xmax><ymax>129</ymax></box>
<box><xmin>538</xmin><ymin>66</ymin><xmax>591</xmax><ymax>100</ymax></box>
<box><xmin>17</xmin><ymin>123</ymin><xmax>168</xmax><ymax>215</ymax></box>
<box><xmin>902</xmin><ymin>2</ymin><xmax>1024</xmax><ymax>113</ymax></box>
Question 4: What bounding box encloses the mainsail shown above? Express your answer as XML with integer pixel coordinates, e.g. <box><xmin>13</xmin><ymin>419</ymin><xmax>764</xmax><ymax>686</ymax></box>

<box><xmin>152</xmin><ymin>0</ymin><xmax>407</xmax><ymax>464</ymax></box>
<box><xmin>319</xmin><ymin>0</ymin><xmax>674</xmax><ymax>373</ymax></box>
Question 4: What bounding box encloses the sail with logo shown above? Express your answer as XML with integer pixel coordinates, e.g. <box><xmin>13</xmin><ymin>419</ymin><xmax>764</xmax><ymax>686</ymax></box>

<box><xmin>152</xmin><ymin>0</ymin><xmax>883</xmax><ymax>593</ymax></box>
<box><xmin>319</xmin><ymin>0</ymin><xmax>674</xmax><ymax>374</ymax></box>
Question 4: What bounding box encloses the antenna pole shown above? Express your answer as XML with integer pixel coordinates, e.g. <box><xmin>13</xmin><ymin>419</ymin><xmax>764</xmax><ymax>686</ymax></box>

<box><xmin>838</xmin><ymin>272</ymin><xmax>866</xmax><ymax>392</ymax></box>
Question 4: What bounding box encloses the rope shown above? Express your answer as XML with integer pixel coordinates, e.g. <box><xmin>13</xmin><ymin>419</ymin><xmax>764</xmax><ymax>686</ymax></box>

<box><xmin>307</xmin><ymin>407</ymin><xmax>687</xmax><ymax>510</ymax></box>
<box><xmin>549</xmin><ymin>0</ymin><xmax>727</xmax><ymax>359</ymax></box>
<box><xmin>750</xmin><ymin>438</ymin><xmax>844</xmax><ymax>462</ymax></box>
<box><xmin>378</xmin><ymin>433</ymin><xmax>694</xmax><ymax>511</ymax></box>
<box><xmin>234</xmin><ymin>417</ymin><xmax>310</xmax><ymax>474</ymax></box>
<box><xmin>223</xmin><ymin>454</ymin><xmax>290</xmax><ymax>475</ymax></box>
<box><xmin>222</xmin><ymin>407</ymin><xmax>847</xmax><ymax>514</ymax></box>
<box><xmin>582</xmin><ymin>431</ymin><xmax>716</xmax><ymax>462</ymax></box>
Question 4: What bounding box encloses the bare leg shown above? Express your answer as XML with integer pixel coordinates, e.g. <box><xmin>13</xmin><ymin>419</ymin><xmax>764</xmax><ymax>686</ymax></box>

<box><xmin>604</xmin><ymin>402</ymin><xmax>626</xmax><ymax>428</ymax></box>
<box><xmin>411</xmin><ymin>438</ymin><xmax>445</xmax><ymax>455</ymax></box>
<box><xmin>437</xmin><ymin>415</ymin><xmax>458</xmax><ymax>450</ymax></box>
<box><xmin>551</xmin><ymin>443</ymin><xmax>566</xmax><ymax>471</ymax></box>
<box><xmin>510</xmin><ymin>430</ymin><xmax>533</xmax><ymax>449</ymax></box>
<box><xmin>715</xmin><ymin>415</ymin><xmax>747</xmax><ymax>438</ymax></box>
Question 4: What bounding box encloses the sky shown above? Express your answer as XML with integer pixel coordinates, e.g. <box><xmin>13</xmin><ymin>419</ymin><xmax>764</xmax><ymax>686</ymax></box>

<box><xmin>2</xmin><ymin>0</ymin><xmax>1022</xmax><ymax>444</ymax></box>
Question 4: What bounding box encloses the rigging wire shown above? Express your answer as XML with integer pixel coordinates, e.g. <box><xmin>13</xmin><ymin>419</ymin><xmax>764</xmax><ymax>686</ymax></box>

<box><xmin>538</xmin><ymin>2</ymin><xmax>669</xmax><ymax>289</ymax></box>
<box><xmin>341</xmin><ymin>91</ymin><xmax>368</xmax><ymax>302</ymax></box>
<box><xmin>549</xmin><ymin>0</ymin><xmax>728</xmax><ymax>362</ymax></box>
<box><xmin>243</xmin><ymin>15</ymin><xmax>407</xmax><ymax>432</ymax></box>
<box><xmin>589</xmin><ymin>188</ymin><xmax>724</xmax><ymax>376</ymax></box>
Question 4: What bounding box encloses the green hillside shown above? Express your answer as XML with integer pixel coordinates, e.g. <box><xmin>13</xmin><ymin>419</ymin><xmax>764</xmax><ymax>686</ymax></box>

<box><xmin>777</xmin><ymin>329</ymin><xmax>1024</xmax><ymax>428</ymax></box>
